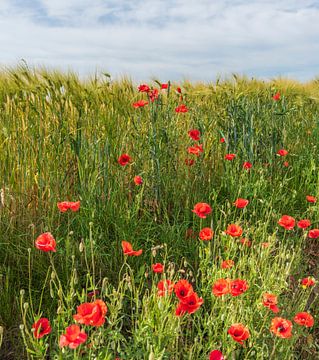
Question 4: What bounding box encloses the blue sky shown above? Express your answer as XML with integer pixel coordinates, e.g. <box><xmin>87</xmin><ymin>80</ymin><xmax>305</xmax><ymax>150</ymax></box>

<box><xmin>0</xmin><ymin>0</ymin><xmax>318</xmax><ymax>81</ymax></box>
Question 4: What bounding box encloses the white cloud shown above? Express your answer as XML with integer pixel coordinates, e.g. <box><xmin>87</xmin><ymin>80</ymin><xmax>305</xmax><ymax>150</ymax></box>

<box><xmin>0</xmin><ymin>0</ymin><xmax>318</xmax><ymax>81</ymax></box>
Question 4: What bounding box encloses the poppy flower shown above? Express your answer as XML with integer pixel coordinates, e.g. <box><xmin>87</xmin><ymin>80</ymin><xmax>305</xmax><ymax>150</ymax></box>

<box><xmin>262</xmin><ymin>293</ymin><xmax>280</xmax><ymax>313</ymax></box>
<box><xmin>133</xmin><ymin>100</ymin><xmax>148</xmax><ymax>108</ymax></box>
<box><xmin>133</xmin><ymin>176</ymin><xmax>143</xmax><ymax>185</ymax></box>
<box><xmin>306</xmin><ymin>195</ymin><xmax>317</xmax><ymax>203</ymax></box>
<box><xmin>175</xmin><ymin>291</ymin><xmax>203</xmax><ymax>315</ymax></box>
<box><xmin>221</xmin><ymin>260</ymin><xmax>234</xmax><ymax>269</ymax></box>
<box><xmin>297</xmin><ymin>219</ymin><xmax>311</xmax><ymax>229</ymax></box>
<box><xmin>278</xmin><ymin>215</ymin><xmax>295</xmax><ymax>230</ymax></box>
<box><xmin>220</xmin><ymin>138</ymin><xmax>225</xmax><ymax>143</ymax></box>
<box><xmin>192</xmin><ymin>202</ymin><xmax>212</xmax><ymax>218</ymax></box>
<box><xmin>149</xmin><ymin>89</ymin><xmax>159</xmax><ymax>102</ymax></box>
<box><xmin>73</xmin><ymin>299</ymin><xmax>107</xmax><ymax>327</ymax></box>
<box><xmin>35</xmin><ymin>232</ymin><xmax>56</xmax><ymax>252</ymax></box>
<box><xmin>226</xmin><ymin>224</ymin><xmax>243</xmax><ymax>237</ymax></box>
<box><xmin>199</xmin><ymin>227</ymin><xmax>214</xmax><ymax>241</ymax></box>
<box><xmin>118</xmin><ymin>154</ymin><xmax>132</xmax><ymax>166</ymax></box>
<box><xmin>230</xmin><ymin>279</ymin><xmax>249</xmax><ymax>297</ymax></box>
<box><xmin>261</xmin><ymin>242</ymin><xmax>270</xmax><ymax>248</ymax></box>
<box><xmin>270</xmin><ymin>317</ymin><xmax>293</xmax><ymax>338</ymax></box>
<box><xmin>239</xmin><ymin>238</ymin><xmax>252</xmax><ymax>247</ymax></box>
<box><xmin>272</xmin><ymin>92</ymin><xmax>281</xmax><ymax>101</ymax></box>
<box><xmin>87</xmin><ymin>290</ymin><xmax>100</xmax><ymax>298</ymax></box>
<box><xmin>32</xmin><ymin>318</ymin><xmax>51</xmax><ymax>339</ymax></box>
<box><xmin>277</xmin><ymin>149</ymin><xmax>288</xmax><ymax>157</ymax></box>
<box><xmin>175</xmin><ymin>104</ymin><xmax>188</xmax><ymax>113</ymax></box>
<box><xmin>152</xmin><ymin>263</ymin><xmax>164</xmax><ymax>273</ymax></box>
<box><xmin>233</xmin><ymin>198</ymin><xmax>249</xmax><ymax>209</ymax></box>
<box><xmin>157</xmin><ymin>280</ymin><xmax>174</xmax><ymax>296</ymax></box>
<box><xmin>225</xmin><ymin>153</ymin><xmax>236</xmax><ymax>161</ymax></box>
<box><xmin>212</xmin><ymin>279</ymin><xmax>230</xmax><ymax>297</ymax></box>
<box><xmin>209</xmin><ymin>350</ymin><xmax>224</xmax><ymax>360</ymax></box>
<box><xmin>185</xmin><ymin>158</ymin><xmax>195</xmax><ymax>166</ymax></box>
<box><xmin>174</xmin><ymin>279</ymin><xmax>193</xmax><ymax>301</ymax></box>
<box><xmin>161</xmin><ymin>83</ymin><xmax>168</xmax><ymax>89</ymax></box>
<box><xmin>57</xmin><ymin>201</ymin><xmax>80</xmax><ymax>213</ymax></box>
<box><xmin>308</xmin><ymin>229</ymin><xmax>319</xmax><ymax>239</ymax></box>
<box><xmin>138</xmin><ymin>84</ymin><xmax>150</xmax><ymax>93</ymax></box>
<box><xmin>228</xmin><ymin>323</ymin><xmax>250</xmax><ymax>345</ymax></box>
<box><xmin>121</xmin><ymin>241</ymin><xmax>143</xmax><ymax>256</ymax></box>
<box><xmin>188</xmin><ymin>129</ymin><xmax>201</xmax><ymax>141</ymax></box>
<box><xmin>243</xmin><ymin>161</ymin><xmax>252</xmax><ymax>170</ymax></box>
<box><xmin>293</xmin><ymin>312</ymin><xmax>314</xmax><ymax>327</ymax></box>
<box><xmin>188</xmin><ymin>144</ymin><xmax>203</xmax><ymax>156</ymax></box>
<box><xmin>301</xmin><ymin>277</ymin><xmax>316</xmax><ymax>288</ymax></box>
<box><xmin>176</xmin><ymin>87</ymin><xmax>182</xmax><ymax>94</ymax></box>
<box><xmin>59</xmin><ymin>324</ymin><xmax>87</xmax><ymax>349</ymax></box>
<box><xmin>283</xmin><ymin>161</ymin><xmax>289</xmax><ymax>167</ymax></box>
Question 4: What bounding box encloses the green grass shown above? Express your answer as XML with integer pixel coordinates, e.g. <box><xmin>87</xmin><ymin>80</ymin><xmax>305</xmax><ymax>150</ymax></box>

<box><xmin>0</xmin><ymin>66</ymin><xmax>318</xmax><ymax>359</ymax></box>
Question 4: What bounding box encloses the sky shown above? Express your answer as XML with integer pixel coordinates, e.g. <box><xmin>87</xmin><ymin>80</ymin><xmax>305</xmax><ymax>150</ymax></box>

<box><xmin>0</xmin><ymin>0</ymin><xmax>318</xmax><ymax>82</ymax></box>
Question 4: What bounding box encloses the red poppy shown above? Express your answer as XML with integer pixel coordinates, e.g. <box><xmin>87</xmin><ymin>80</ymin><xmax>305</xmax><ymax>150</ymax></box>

<box><xmin>243</xmin><ymin>161</ymin><xmax>252</xmax><ymax>170</ymax></box>
<box><xmin>192</xmin><ymin>202</ymin><xmax>212</xmax><ymax>218</ymax></box>
<box><xmin>185</xmin><ymin>158</ymin><xmax>195</xmax><ymax>166</ymax></box>
<box><xmin>175</xmin><ymin>104</ymin><xmax>188</xmax><ymax>113</ymax></box>
<box><xmin>293</xmin><ymin>312</ymin><xmax>314</xmax><ymax>327</ymax></box>
<box><xmin>306</xmin><ymin>195</ymin><xmax>317</xmax><ymax>203</ymax></box>
<box><xmin>152</xmin><ymin>263</ymin><xmax>164</xmax><ymax>273</ymax></box>
<box><xmin>239</xmin><ymin>237</ymin><xmax>252</xmax><ymax>247</ymax></box>
<box><xmin>188</xmin><ymin>144</ymin><xmax>203</xmax><ymax>156</ymax></box>
<box><xmin>73</xmin><ymin>299</ymin><xmax>107</xmax><ymax>327</ymax></box>
<box><xmin>133</xmin><ymin>176</ymin><xmax>143</xmax><ymax>185</ymax></box>
<box><xmin>278</xmin><ymin>215</ymin><xmax>295</xmax><ymax>230</ymax></box>
<box><xmin>188</xmin><ymin>129</ymin><xmax>201</xmax><ymax>141</ymax></box>
<box><xmin>59</xmin><ymin>324</ymin><xmax>87</xmax><ymax>349</ymax></box>
<box><xmin>138</xmin><ymin>84</ymin><xmax>150</xmax><ymax>92</ymax></box>
<box><xmin>225</xmin><ymin>153</ymin><xmax>236</xmax><ymax>161</ymax></box>
<box><xmin>226</xmin><ymin>224</ymin><xmax>243</xmax><ymax>237</ymax></box>
<box><xmin>301</xmin><ymin>277</ymin><xmax>316</xmax><ymax>288</ymax></box>
<box><xmin>212</xmin><ymin>278</ymin><xmax>230</xmax><ymax>297</ymax></box>
<box><xmin>149</xmin><ymin>89</ymin><xmax>159</xmax><ymax>102</ymax></box>
<box><xmin>118</xmin><ymin>154</ymin><xmax>132</xmax><ymax>166</ymax></box>
<box><xmin>35</xmin><ymin>232</ymin><xmax>56</xmax><ymax>252</ymax></box>
<box><xmin>220</xmin><ymin>138</ymin><xmax>225</xmax><ymax>143</ymax></box>
<box><xmin>199</xmin><ymin>227</ymin><xmax>214</xmax><ymax>241</ymax></box>
<box><xmin>32</xmin><ymin>318</ymin><xmax>51</xmax><ymax>339</ymax></box>
<box><xmin>272</xmin><ymin>92</ymin><xmax>281</xmax><ymax>101</ymax></box>
<box><xmin>261</xmin><ymin>242</ymin><xmax>270</xmax><ymax>248</ymax></box>
<box><xmin>174</xmin><ymin>279</ymin><xmax>193</xmax><ymax>301</ymax></box>
<box><xmin>157</xmin><ymin>280</ymin><xmax>174</xmax><ymax>296</ymax></box>
<box><xmin>161</xmin><ymin>83</ymin><xmax>168</xmax><ymax>89</ymax></box>
<box><xmin>87</xmin><ymin>290</ymin><xmax>100</xmax><ymax>298</ymax></box>
<box><xmin>233</xmin><ymin>198</ymin><xmax>249</xmax><ymax>209</ymax></box>
<box><xmin>277</xmin><ymin>149</ymin><xmax>288</xmax><ymax>157</ymax></box>
<box><xmin>228</xmin><ymin>323</ymin><xmax>250</xmax><ymax>345</ymax></box>
<box><xmin>270</xmin><ymin>317</ymin><xmax>293</xmax><ymax>338</ymax></box>
<box><xmin>283</xmin><ymin>161</ymin><xmax>289</xmax><ymax>167</ymax></box>
<box><xmin>308</xmin><ymin>229</ymin><xmax>319</xmax><ymax>239</ymax></box>
<box><xmin>57</xmin><ymin>201</ymin><xmax>80</xmax><ymax>213</ymax></box>
<box><xmin>121</xmin><ymin>241</ymin><xmax>143</xmax><ymax>256</ymax></box>
<box><xmin>297</xmin><ymin>219</ymin><xmax>311</xmax><ymax>229</ymax></box>
<box><xmin>133</xmin><ymin>99</ymin><xmax>148</xmax><ymax>108</ymax></box>
<box><xmin>221</xmin><ymin>260</ymin><xmax>234</xmax><ymax>269</ymax></box>
<box><xmin>230</xmin><ymin>279</ymin><xmax>249</xmax><ymax>297</ymax></box>
<box><xmin>176</xmin><ymin>87</ymin><xmax>182</xmax><ymax>94</ymax></box>
<box><xmin>175</xmin><ymin>292</ymin><xmax>203</xmax><ymax>315</ymax></box>
<box><xmin>262</xmin><ymin>293</ymin><xmax>280</xmax><ymax>313</ymax></box>
<box><xmin>209</xmin><ymin>350</ymin><xmax>224</xmax><ymax>360</ymax></box>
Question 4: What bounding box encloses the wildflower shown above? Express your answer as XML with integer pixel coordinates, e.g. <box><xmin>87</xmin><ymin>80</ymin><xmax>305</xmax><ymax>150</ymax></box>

<box><xmin>176</xmin><ymin>87</ymin><xmax>182</xmax><ymax>94</ymax></box>
<box><xmin>220</xmin><ymin>138</ymin><xmax>225</xmax><ymax>143</ymax></box>
<box><xmin>308</xmin><ymin>229</ymin><xmax>319</xmax><ymax>239</ymax></box>
<box><xmin>225</xmin><ymin>153</ymin><xmax>236</xmax><ymax>161</ymax></box>
<box><xmin>175</xmin><ymin>104</ymin><xmax>188</xmax><ymax>113</ymax></box>
<box><xmin>297</xmin><ymin>219</ymin><xmax>311</xmax><ymax>229</ymax></box>
<box><xmin>283</xmin><ymin>161</ymin><xmax>289</xmax><ymax>167</ymax></box>
<box><xmin>293</xmin><ymin>312</ymin><xmax>314</xmax><ymax>327</ymax></box>
<box><xmin>221</xmin><ymin>260</ymin><xmax>234</xmax><ymax>269</ymax></box>
<box><xmin>277</xmin><ymin>149</ymin><xmax>288</xmax><ymax>156</ymax></box>
<box><xmin>239</xmin><ymin>238</ymin><xmax>251</xmax><ymax>247</ymax></box>
<box><xmin>35</xmin><ymin>232</ymin><xmax>56</xmax><ymax>252</ymax></box>
<box><xmin>59</xmin><ymin>325</ymin><xmax>87</xmax><ymax>349</ymax></box>
<box><xmin>32</xmin><ymin>318</ymin><xmax>51</xmax><ymax>339</ymax></box>
<box><xmin>209</xmin><ymin>350</ymin><xmax>224</xmax><ymax>360</ymax></box>
<box><xmin>301</xmin><ymin>277</ymin><xmax>316</xmax><ymax>289</ymax></box>
<box><xmin>262</xmin><ymin>293</ymin><xmax>280</xmax><ymax>313</ymax></box>
<box><xmin>270</xmin><ymin>317</ymin><xmax>293</xmax><ymax>338</ymax></box>
<box><xmin>226</xmin><ymin>224</ymin><xmax>243</xmax><ymax>237</ymax></box>
<box><xmin>57</xmin><ymin>201</ymin><xmax>80</xmax><ymax>213</ymax></box>
<box><xmin>73</xmin><ymin>299</ymin><xmax>107</xmax><ymax>327</ymax></box>
<box><xmin>272</xmin><ymin>92</ymin><xmax>281</xmax><ymax>101</ymax></box>
<box><xmin>174</xmin><ymin>279</ymin><xmax>193</xmax><ymax>301</ymax></box>
<box><xmin>233</xmin><ymin>198</ymin><xmax>249</xmax><ymax>209</ymax></box>
<box><xmin>261</xmin><ymin>242</ymin><xmax>270</xmax><ymax>248</ymax></box>
<box><xmin>161</xmin><ymin>83</ymin><xmax>168</xmax><ymax>89</ymax></box>
<box><xmin>157</xmin><ymin>280</ymin><xmax>174</xmax><ymax>296</ymax></box>
<box><xmin>192</xmin><ymin>202</ymin><xmax>212</xmax><ymax>218</ymax></box>
<box><xmin>132</xmin><ymin>100</ymin><xmax>148</xmax><ymax>108</ymax></box>
<box><xmin>175</xmin><ymin>292</ymin><xmax>203</xmax><ymax>315</ymax></box>
<box><xmin>188</xmin><ymin>129</ymin><xmax>201</xmax><ymax>141</ymax></box>
<box><xmin>121</xmin><ymin>241</ymin><xmax>143</xmax><ymax>256</ymax></box>
<box><xmin>118</xmin><ymin>154</ymin><xmax>132</xmax><ymax>166</ymax></box>
<box><xmin>152</xmin><ymin>263</ymin><xmax>164</xmax><ymax>273</ymax></box>
<box><xmin>138</xmin><ymin>84</ymin><xmax>150</xmax><ymax>92</ymax></box>
<box><xmin>149</xmin><ymin>89</ymin><xmax>159</xmax><ymax>102</ymax></box>
<box><xmin>228</xmin><ymin>323</ymin><xmax>250</xmax><ymax>345</ymax></box>
<box><xmin>212</xmin><ymin>279</ymin><xmax>230</xmax><ymax>297</ymax></box>
<box><xmin>230</xmin><ymin>279</ymin><xmax>249</xmax><ymax>297</ymax></box>
<box><xmin>278</xmin><ymin>215</ymin><xmax>295</xmax><ymax>230</ymax></box>
<box><xmin>199</xmin><ymin>227</ymin><xmax>214</xmax><ymax>241</ymax></box>
<box><xmin>187</xmin><ymin>144</ymin><xmax>203</xmax><ymax>156</ymax></box>
<box><xmin>133</xmin><ymin>176</ymin><xmax>143</xmax><ymax>185</ymax></box>
<box><xmin>185</xmin><ymin>158</ymin><xmax>195</xmax><ymax>166</ymax></box>
<box><xmin>243</xmin><ymin>161</ymin><xmax>252</xmax><ymax>170</ymax></box>
<box><xmin>306</xmin><ymin>195</ymin><xmax>317</xmax><ymax>203</ymax></box>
